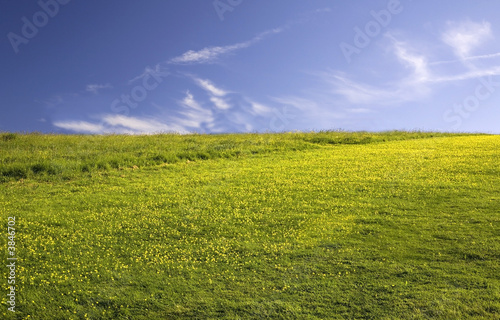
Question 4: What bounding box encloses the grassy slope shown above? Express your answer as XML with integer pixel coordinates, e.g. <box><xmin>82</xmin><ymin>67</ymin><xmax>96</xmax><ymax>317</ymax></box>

<box><xmin>0</xmin><ymin>131</ymin><xmax>463</xmax><ymax>182</ymax></box>
<box><xmin>1</xmin><ymin>132</ymin><xmax>499</xmax><ymax>319</ymax></box>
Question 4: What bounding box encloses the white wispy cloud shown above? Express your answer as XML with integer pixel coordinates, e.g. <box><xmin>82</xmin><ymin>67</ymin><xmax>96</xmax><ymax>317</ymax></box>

<box><xmin>442</xmin><ymin>20</ymin><xmax>492</xmax><ymax>58</ymax></box>
<box><xmin>390</xmin><ymin>36</ymin><xmax>430</xmax><ymax>83</ymax></box>
<box><xmin>54</xmin><ymin>115</ymin><xmax>187</xmax><ymax>134</ymax></box>
<box><xmin>324</xmin><ymin>21</ymin><xmax>500</xmax><ymax>107</ymax></box>
<box><xmin>101</xmin><ymin>114</ymin><xmax>175</xmax><ymax>133</ymax></box>
<box><xmin>193</xmin><ymin>77</ymin><xmax>228</xmax><ymax>96</ymax></box>
<box><xmin>318</xmin><ymin>65</ymin><xmax>431</xmax><ymax>107</ymax></box>
<box><xmin>430</xmin><ymin>67</ymin><xmax>500</xmax><ymax>83</ymax></box>
<box><xmin>325</xmin><ymin>72</ymin><xmax>407</xmax><ymax>105</ymax></box>
<box><xmin>172</xmin><ymin>7</ymin><xmax>329</xmax><ymax>65</ymax></box>
<box><xmin>430</xmin><ymin>52</ymin><xmax>500</xmax><ymax>66</ymax></box>
<box><xmin>173</xmin><ymin>76</ymin><xmax>298</xmax><ymax>132</ymax></box>
<box><xmin>173</xmin><ymin>91</ymin><xmax>215</xmax><ymax>128</ymax></box>
<box><xmin>315</xmin><ymin>33</ymin><xmax>434</xmax><ymax>107</ymax></box>
<box><xmin>86</xmin><ymin>83</ymin><xmax>112</xmax><ymax>94</ymax></box>
<box><xmin>169</xmin><ymin>43</ymin><xmax>246</xmax><ymax>65</ymax></box>
<box><xmin>53</xmin><ymin>120</ymin><xmax>104</xmax><ymax>133</ymax></box>
<box><xmin>248</xmin><ymin>100</ymin><xmax>272</xmax><ymax>116</ymax></box>
<box><xmin>168</xmin><ymin>27</ymin><xmax>284</xmax><ymax>64</ymax></box>
<box><xmin>190</xmin><ymin>76</ymin><xmax>232</xmax><ymax>110</ymax></box>
<box><xmin>271</xmin><ymin>96</ymin><xmax>344</xmax><ymax>130</ymax></box>
<box><xmin>180</xmin><ymin>91</ymin><xmax>204</xmax><ymax>111</ymax></box>
<box><xmin>210</xmin><ymin>96</ymin><xmax>232</xmax><ymax>110</ymax></box>
<box><xmin>52</xmin><ymin>76</ymin><xmax>262</xmax><ymax>134</ymax></box>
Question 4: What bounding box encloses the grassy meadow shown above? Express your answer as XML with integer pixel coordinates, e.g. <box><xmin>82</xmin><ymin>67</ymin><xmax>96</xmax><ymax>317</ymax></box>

<box><xmin>0</xmin><ymin>131</ymin><xmax>499</xmax><ymax>319</ymax></box>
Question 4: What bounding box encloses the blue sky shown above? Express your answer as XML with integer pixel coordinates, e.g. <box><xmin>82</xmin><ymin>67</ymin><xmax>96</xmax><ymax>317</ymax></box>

<box><xmin>2</xmin><ymin>0</ymin><xmax>500</xmax><ymax>134</ymax></box>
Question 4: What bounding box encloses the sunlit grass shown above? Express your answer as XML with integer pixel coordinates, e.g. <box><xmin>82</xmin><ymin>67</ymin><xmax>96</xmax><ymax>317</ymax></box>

<box><xmin>1</xmin><ymin>132</ymin><xmax>499</xmax><ymax>319</ymax></box>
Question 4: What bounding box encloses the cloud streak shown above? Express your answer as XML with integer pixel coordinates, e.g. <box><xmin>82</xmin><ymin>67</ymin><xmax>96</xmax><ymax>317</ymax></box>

<box><xmin>320</xmin><ymin>35</ymin><xmax>432</xmax><ymax>106</ymax></box>
<box><xmin>430</xmin><ymin>52</ymin><xmax>500</xmax><ymax>66</ymax></box>
<box><xmin>193</xmin><ymin>77</ymin><xmax>228</xmax><ymax>96</ymax></box>
<box><xmin>324</xmin><ymin>20</ymin><xmax>500</xmax><ymax>107</ymax></box>
<box><xmin>54</xmin><ymin>115</ymin><xmax>188</xmax><ymax>134</ymax></box>
<box><xmin>168</xmin><ymin>27</ymin><xmax>284</xmax><ymax>65</ymax></box>
<box><xmin>53</xmin><ymin>120</ymin><xmax>105</xmax><ymax>134</ymax></box>
<box><xmin>442</xmin><ymin>20</ymin><xmax>492</xmax><ymax>58</ymax></box>
<box><xmin>86</xmin><ymin>83</ymin><xmax>112</xmax><ymax>94</ymax></box>
<box><xmin>52</xmin><ymin>74</ymin><xmax>293</xmax><ymax>134</ymax></box>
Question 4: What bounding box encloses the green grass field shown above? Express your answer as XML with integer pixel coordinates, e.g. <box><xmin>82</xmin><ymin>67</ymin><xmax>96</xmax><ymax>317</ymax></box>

<box><xmin>1</xmin><ymin>131</ymin><xmax>499</xmax><ymax>319</ymax></box>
